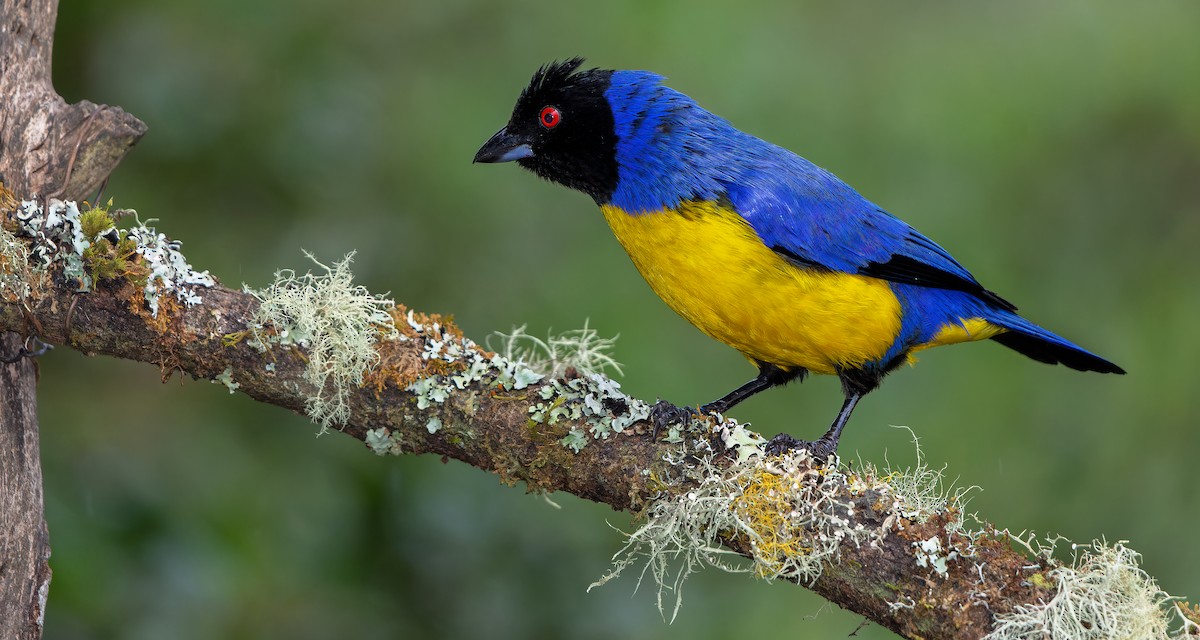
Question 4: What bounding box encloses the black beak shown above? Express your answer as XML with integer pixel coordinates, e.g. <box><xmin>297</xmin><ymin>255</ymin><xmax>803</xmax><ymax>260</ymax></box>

<box><xmin>473</xmin><ymin>127</ymin><xmax>534</xmax><ymax>163</ymax></box>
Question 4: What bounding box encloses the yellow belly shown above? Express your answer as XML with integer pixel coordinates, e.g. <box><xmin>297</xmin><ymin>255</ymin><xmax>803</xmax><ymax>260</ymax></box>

<box><xmin>916</xmin><ymin>317</ymin><xmax>1006</xmax><ymax>351</ymax></box>
<box><xmin>600</xmin><ymin>201</ymin><xmax>904</xmax><ymax>375</ymax></box>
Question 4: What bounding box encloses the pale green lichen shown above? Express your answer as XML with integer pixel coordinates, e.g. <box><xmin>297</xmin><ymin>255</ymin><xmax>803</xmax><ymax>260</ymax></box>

<box><xmin>365</xmin><ymin>427</ymin><xmax>403</xmax><ymax>456</ymax></box>
<box><xmin>589</xmin><ymin>435</ymin><xmax>1026</xmax><ymax>622</ymax></box>
<box><xmin>397</xmin><ymin>317</ymin><xmax>649</xmax><ymax>452</ymax></box>
<box><xmin>14</xmin><ymin>198</ymin><xmax>91</xmax><ymax>290</ymax></box>
<box><xmin>390</xmin><ymin>318</ymin><xmax>1194</xmax><ymax>638</ymax></box>
<box><xmin>245</xmin><ymin>251</ymin><xmax>397</xmax><ymax>431</ymax></box>
<box><xmin>559</xmin><ymin>428</ymin><xmax>589</xmax><ymax>454</ymax></box>
<box><xmin>0</xmin><ymin>224</ymin><xmax>34</xmax><ymax>300</ymax></box>
<box><xmin>912</xmin><ymin>535</ymin><xmax>956</xmax><ymax>578</ymax></box>
<box><xmin>126</xmin><ymin>215</ymin><xmax>215</xmax><ymax>316</ymax></box>
<box><xmin>714</xmin><ymin>420</ymin><xmax>767</xmax><ymax>462</ymax></box>
<box><xmin>876</xmin><ymin>442</ymin><xmax>1187</xmax><ymax>638</ymax></box>
<box><xmin>11</xmin><ymin>198</ymin><xmax>214</xmax><ymax>315</ymax></box>
<box><xmin>212</xmin><ymin>366</ymin><xmax>239</xmax><ymax>394</ymax></box>
<box><xmin>985</xmin><ymin>539</ymin><xmax>1177</xmax><ymax>640</ymax></box>
<box><xmin>409</xmin><ymin>375</ymin><xmax>452</xmax><ymax>410</ymax></box>
<box><xmin>425</xmin><ymin>416</ymin><xmax>442</xmax><ymax>434</ymax></box>
<box><xmin>867</xmin><ymin>427</ymin><xmax>979</xmax><ymax>533</ymax></box>
<box><xmin>527</xmin><ymin>373</ymin><xmax>651</xmax><ymax>446</ymax></box>
<box><xmin>859</xmin><ymin>435</ymin><xmax>982</xmax><ymax>591</ymax></box>
<box><xmin>490</xmin><ymin>321</ymin><xmax>624</xmax><ymax>378</ymax></box>
<box><xmin>401</xmin><ymin>311</ymin><xmax>545</xmax><ymax>421</ymax></box>
<box><xmin>871</xmin><ymin>441</ymin><xmax>1189</xmax><ymax>640</ymax></box>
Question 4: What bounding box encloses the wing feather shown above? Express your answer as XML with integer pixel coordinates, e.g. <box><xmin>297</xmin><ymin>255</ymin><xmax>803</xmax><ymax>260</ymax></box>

<box><xmin>721</xmin><ymin>170</ymin><xmax>1016</xmax><ymax>311</ymax></box>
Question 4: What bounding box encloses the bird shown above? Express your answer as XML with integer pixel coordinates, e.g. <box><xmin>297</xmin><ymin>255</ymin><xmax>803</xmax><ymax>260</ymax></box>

<box><xmin>474</xmin><ymin>57</ymin><xmax>1124</xmax><ymax>459</ymax></box>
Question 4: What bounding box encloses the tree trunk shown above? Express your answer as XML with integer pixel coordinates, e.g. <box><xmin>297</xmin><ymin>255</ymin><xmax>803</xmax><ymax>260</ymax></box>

<box><xmin>0</xmin><ymin>334</ymin><xmax>51</xmax><ymax>640</ymax></box>
<box><xmin>0</xmin><ymin>0</ymin><xmax>147</xmax><ymax>635</ymax></box>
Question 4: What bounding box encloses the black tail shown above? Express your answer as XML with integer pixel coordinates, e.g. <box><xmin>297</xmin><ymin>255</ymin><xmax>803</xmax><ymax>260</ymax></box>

<box><xmin>985</xmin><ymin>309</ymin><xmax>1124</xmax><ymax>374</ymax></box>
<box><xmin>991</xmin><ymin>331</ymin><xmax>1125</xmax><ymax>374</ymax></box>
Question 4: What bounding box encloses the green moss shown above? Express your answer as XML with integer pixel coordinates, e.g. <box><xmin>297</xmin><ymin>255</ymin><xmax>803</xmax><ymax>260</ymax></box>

<box><xmin>78</xmin><ymin>206</ymin><xmax>114</xmax><ymax>239</ymax></box>
<box><xmin>77</xmin><ymin>202</ymin><xmax>149</xmax><ymax>286</ymax></box>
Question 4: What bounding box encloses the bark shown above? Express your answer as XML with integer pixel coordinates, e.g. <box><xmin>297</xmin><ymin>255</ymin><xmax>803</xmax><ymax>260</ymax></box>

<box><xmin>0</xmin><ymin>235</ymin><xmax>1066</xmax><ymax>639</ymax></box>
<box><xmin>0</xmin><ymin>334</ymin><xmax>51</xmax><ymax>640</ymax></box>
<box><xmin>0</xmin><ymin>0</ymin><xmax>147</xmax><ymax>637</ymax></box>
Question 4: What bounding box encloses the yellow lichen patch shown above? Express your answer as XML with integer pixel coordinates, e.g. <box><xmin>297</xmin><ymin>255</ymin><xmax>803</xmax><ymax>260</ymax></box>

<box><xmin>733</xmin><ymin>468</ymin><xmax>812</xmax><ymax>577</ymax></box>
<box><xmin>593</xmin><ymin>450</ymin><xmax>873</xmax><ymax>620</ymax></box>
<box><xmin>222</xmin><ymin>330</ymin><xmax>250</xmax><ymax>347</ymax></box>
<box><xmin>1028</xmin><ymin>571</ymin><xmax>1052</xmax><ymax>590</ymax></box>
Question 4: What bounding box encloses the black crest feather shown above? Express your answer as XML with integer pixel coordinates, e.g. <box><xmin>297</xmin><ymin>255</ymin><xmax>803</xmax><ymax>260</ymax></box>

<box><xmin>522</xmin><ymin>57</ymin><xmax>588</xmax><ymax>101</ymax></box>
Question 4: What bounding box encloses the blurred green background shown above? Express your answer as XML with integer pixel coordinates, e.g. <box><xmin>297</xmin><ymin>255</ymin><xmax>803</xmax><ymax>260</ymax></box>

<box><xmin>39</xmin><ymin>0</ymin><xmax>1199</xmax><ymax>638</ymax></box>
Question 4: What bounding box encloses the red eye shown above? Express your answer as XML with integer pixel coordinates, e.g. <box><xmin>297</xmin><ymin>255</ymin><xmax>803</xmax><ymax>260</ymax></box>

<box><xmin>539</xmin><ymin>105</ymin><xmax>561</xmax><ymax>128</ymax></box>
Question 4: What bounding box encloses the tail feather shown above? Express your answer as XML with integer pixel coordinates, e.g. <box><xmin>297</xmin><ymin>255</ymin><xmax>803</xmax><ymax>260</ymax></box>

<box><xmin>987</xmin><ymin>312</ymin><xmax>1125</xmax><ymax>374</ymax></box>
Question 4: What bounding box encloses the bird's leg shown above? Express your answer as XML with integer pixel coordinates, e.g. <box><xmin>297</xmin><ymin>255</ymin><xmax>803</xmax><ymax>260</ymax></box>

<box><xmin>765</xmin><ymin>392</ymin><xmax>862</xmax><ymax>461</ymax></box>
<box><xmin>650</xmin><ymin>363</ymin><xmax>805</xmax><ymax>435</ymax></box>
<box><xmin>765</xmin><ymin>370</ymin><xmax>875</xmax><ymax>462</ymax></box>
<box><xmin>701</xmin><ymin>363</ymin><xmax>805</xmax><ymax>415</ymax></box>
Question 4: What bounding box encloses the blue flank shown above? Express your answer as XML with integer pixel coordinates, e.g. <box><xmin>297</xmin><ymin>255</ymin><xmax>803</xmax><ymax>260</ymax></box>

<box><xmin>603</xmin><ymin>70</ymin><xmax>1111</xmax><ymax>372</ymax></box>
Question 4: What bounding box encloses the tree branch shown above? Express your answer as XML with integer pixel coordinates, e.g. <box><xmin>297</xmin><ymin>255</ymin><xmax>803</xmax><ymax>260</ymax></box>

<box><xmin>1</xmin><ymin>194</ymin><xmax>1190</xmax><ymax>639</ymax></box>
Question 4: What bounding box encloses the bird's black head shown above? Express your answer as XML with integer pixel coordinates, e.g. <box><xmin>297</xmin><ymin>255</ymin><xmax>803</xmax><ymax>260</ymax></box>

<box><xmin>474</xmin><ymin>58</ymin><xmax>618</xmax><ymax>203</ymax></box>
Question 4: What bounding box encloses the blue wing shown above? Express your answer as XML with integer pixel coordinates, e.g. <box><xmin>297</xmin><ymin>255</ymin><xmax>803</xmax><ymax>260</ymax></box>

<box><xmin>719</xmin><ymin>161</ymin><xmax>1017</xmax><ymax>312</ymax></box>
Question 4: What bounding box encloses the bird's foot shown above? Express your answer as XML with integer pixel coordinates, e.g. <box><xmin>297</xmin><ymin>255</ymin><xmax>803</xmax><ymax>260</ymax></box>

<box><xmin>649</xmin><ymin>400</ymin><xmax>702</xmax><ymax>439</ymax></box>
<box><xmin>764</xmin><ymin>432</ymin><xmax>838</xmax><ymax>464</ymax></box>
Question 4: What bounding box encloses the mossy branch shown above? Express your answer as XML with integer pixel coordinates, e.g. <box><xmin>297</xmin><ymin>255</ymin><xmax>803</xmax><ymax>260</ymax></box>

<box><xmin>0</xmin><ymin>195</ymin><xmax>1192</xmax><ymax>640</ymax></box>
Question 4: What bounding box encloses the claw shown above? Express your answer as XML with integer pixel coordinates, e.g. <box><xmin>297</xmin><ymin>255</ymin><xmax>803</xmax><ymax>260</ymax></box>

<box><xmin>649</xmin><ymin>400</ymin><xmax>700</xmax><ymax>439</ymax></box>
<box><xmin>764</xmin><ymin>432</ymin><xmax>837</xmax><ymax>463</ymax></box>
